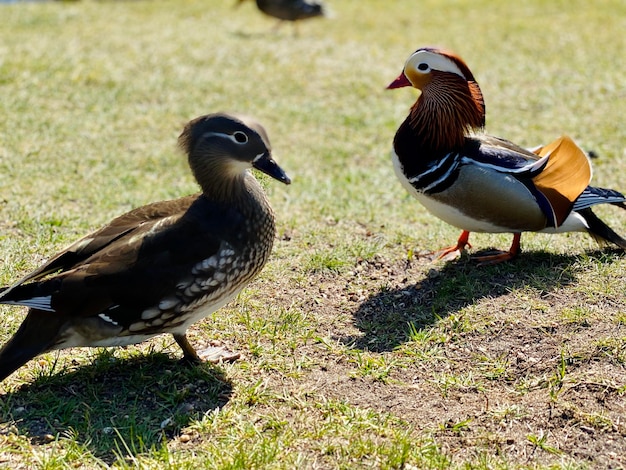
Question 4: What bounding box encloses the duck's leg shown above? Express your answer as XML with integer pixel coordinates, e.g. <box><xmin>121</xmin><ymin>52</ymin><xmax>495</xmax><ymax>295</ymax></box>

<box><xmin>436</xmin><ymin>230</ymin><xmax>472</xmax><ymax>260</ymax></box>
<box><xmin>271</xmin><ymin>19</ymin><xmax>284</xmax><ymax>33</ymax></box>
<box><xmin>174</xmin><ymin>333</ymin><xmax>240</xmax><ymax>364</ymax></box>
<box><xmin>472</xmin><ymin>233</ymin><xmax>522</xmax><ymax>266</ymax></box>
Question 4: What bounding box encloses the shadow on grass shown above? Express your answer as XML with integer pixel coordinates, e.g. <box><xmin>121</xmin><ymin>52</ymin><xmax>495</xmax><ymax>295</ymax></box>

<box><xmin>231</xmin><ymin>30</ymin><xmax>275</xmax><ymax>39</ymax></box>
<box><xmin>0</xmin><ymin>351</ymin><xmax>232</xmax><ymax>464</ymax></box>
<box><xmin>348</xmin><ymin>249</ymin><xmax>623</xmax><ymax>352</ymax></box>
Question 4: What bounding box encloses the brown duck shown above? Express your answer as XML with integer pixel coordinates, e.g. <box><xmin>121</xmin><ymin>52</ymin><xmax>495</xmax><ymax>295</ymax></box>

<box><xmin>0</xmin><ymin>113</ymin><xmax>290</xmax><ymax>382</ymax></box>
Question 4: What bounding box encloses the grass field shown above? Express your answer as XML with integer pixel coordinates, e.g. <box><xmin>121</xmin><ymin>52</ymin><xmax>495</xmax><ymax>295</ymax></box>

<box><xmin>1</xmin><ymin>0</ymin><xmax>626</xmax><ymax>468</ymax></box>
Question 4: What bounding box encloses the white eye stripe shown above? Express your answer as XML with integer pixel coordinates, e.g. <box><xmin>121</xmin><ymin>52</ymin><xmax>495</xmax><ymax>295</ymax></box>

<box><xmin>201</xmin><ymin>131</ymin><xmax>250</xmax><ymax>145</ymax></box>
<box><xmin>407</xmin><ymin>50</ymin><xmax>466</xmax><ymax>79</ymax></box>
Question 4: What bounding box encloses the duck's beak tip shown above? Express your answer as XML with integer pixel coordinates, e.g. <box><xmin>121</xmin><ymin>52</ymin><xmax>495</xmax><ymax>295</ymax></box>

<box><xmin>387</xmin><ymin>73</ymin><xmax>411</xmax><ymax>89</ymax></box>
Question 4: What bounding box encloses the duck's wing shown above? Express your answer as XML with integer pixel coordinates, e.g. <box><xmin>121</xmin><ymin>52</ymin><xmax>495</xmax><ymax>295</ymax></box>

<box><xmin>464</xmin><ymin>135</ymin><xmax>592</xmax><ymax>227</ymax></box>
<box><xmin>529</xmin><ymin>136</ymin><xmax>592</xmax><ymax>226</ymax></box>
<box><xmin>0</xmin><ymin>195</ymin><xmax>198</xmax><ymax>309</ymax></box>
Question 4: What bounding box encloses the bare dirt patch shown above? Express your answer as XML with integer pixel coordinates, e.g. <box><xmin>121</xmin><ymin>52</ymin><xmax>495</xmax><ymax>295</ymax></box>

<box><xmin>261</xmin><ymin>252</ymin><xmax>626</xmax><ymax>467</ymax></box>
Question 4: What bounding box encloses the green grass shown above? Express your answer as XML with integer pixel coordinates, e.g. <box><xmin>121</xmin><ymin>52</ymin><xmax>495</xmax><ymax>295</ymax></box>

<box><xmin>1</xmin><ymin>0</ymin><xmax>626</xmax><ymax>468</ymax></box>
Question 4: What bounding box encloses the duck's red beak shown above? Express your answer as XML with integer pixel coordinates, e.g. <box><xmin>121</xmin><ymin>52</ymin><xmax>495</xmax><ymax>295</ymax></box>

<box><xmin>387</xmin><ymin>73</ymin><xmax>412</xmax><ymax>89</ymax></box>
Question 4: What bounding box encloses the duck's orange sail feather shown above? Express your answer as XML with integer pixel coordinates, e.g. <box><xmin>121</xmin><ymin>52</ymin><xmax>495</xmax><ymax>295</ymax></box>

<box><xmin>531</xmin><ymin>136</ymin><xmax>592</xmax><ymax>227</ymax></box>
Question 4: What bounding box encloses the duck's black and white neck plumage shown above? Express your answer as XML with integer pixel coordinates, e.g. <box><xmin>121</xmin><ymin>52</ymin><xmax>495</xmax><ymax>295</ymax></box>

<box><xmin>388</xmin><ymin>47</ymin><xmax>626</xmax><ymax>264</ymax></box>
<box><xmin>0</xmin><ymin>112</ymin><xmax>290</xmax><ymax>382</ymax></box>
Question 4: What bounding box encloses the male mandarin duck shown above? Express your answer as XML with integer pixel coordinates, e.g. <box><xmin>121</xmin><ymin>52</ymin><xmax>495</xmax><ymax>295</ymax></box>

<box><xmin>0</xmin><ymin>113</ymin><xmax>291</xmax><ymax>382</ymax></box>
<box><xmin>236</xmin><ymin>0</ymin><xmax>326</xmax><ymax>33</ymax></box>
<box><xmin>388</xmin><ymin>47</ymin><xmax>626</xmax><ymax>264</ymax></box>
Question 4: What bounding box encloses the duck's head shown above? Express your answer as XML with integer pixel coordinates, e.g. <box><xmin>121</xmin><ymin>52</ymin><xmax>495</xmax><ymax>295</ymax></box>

<box><xmin>179</xmin><ymin>113</ymin><xmax>291</xmax><ymax>195</ymax></box>
<box><xmin>387</xmin><ymin>47</ymin><xmax>486</xmax><ymax>148</ymax></box>
<box><xmin>388</xmin><ymin>47</ymin><xmax>479</xmax><ymax>91</ymax></box>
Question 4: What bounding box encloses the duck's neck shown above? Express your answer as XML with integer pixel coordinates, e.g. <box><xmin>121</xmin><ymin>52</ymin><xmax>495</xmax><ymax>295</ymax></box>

<box><xmin>400</xmin><ymin>77</ymin><xmax>485</xmax><ymax>157</ymax></box>
<box><xmin>199</xmin><ymin>172</ymin><xmax>270</xmax><ymax>215</ymax></box>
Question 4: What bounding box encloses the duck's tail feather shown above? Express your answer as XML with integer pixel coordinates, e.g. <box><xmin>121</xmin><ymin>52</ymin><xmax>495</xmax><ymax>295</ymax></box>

<box><xmin>574</xmin><ymin>186</ymin><xmax>626</xmax><ymax>211</ymax></box>
<box><xmin>578</xmin><ymin>207</ymin><xmax>626</xmax><ymax>250</ymax></box>
<box><xmin>0</xmin><ymin>310</ymin><xmax>62</xmax><ymax>382</ymax></box>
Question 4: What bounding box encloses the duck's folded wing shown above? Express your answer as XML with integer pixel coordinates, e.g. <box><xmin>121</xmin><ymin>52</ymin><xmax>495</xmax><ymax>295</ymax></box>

<box><xmin>2</xmin><ymin>196</ymin><xmax>246</xmax><ymax>326</ymax></box>
<box><xmin>66</xmin><ymin>198</ymin><xmax>246</xmax><ymax>328</ymax></box>
<box><xmin>0</xmin><ymin>196</ymin><xmax>203</xmax><ymax>310</ymax></box>
<box><xmin>463</xmin><ymin>135</ymin><xmax>592</xmax><ymax>227</ymax></box>
<box><xmin>0</xmin><ymin>196</ymin><xmax>198</xmax><ymax>298</ymax></box>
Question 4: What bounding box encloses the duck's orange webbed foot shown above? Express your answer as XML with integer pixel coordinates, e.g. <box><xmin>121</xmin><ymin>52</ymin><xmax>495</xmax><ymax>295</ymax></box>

<box><xmin>471</xmin><ymin>233</ymin><xmax>521</xmax><ymax>266</ymax></box>
<box><xmin>436</xmin><ymin>230</ymin><xmax>472</xmax><ymax>260</ymax></box>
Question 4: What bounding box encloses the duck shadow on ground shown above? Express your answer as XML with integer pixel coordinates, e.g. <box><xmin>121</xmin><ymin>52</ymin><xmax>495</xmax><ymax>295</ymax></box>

<box><xmin>346</xmin><ymin>249</ymin><xmax>622</xmax><ymax>352</ymax></box>
<box><xmin>231</xmin><ymin>29</ymin><xmax>291</xmax><ymax>40</ymax></box>
<box><xmin>0</xmin><ymin>352</ymin><xmax>232</xmax><ymax>464</ymax></box>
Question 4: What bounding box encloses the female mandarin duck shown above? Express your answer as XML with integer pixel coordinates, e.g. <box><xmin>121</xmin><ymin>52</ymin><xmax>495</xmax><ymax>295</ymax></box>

<box><xmin>0</xmin><ymin>113</ymin><xmax>290</xmax><ymax>382</ymax></box>
<box><xmin>388</xmin><ymin>47</ymin><xmax>626</xmax><ymax>264</ymax></box>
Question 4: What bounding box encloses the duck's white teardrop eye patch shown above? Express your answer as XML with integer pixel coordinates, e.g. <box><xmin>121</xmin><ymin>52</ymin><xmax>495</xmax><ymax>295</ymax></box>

<box><xmin>233</xmin><ymin>131</ymin><xmax>249</xmax><ymax>144</ymax></box>
<box><xmin>408</xmin><ymin>50</ymin><xmax>466</xmax><ymax>79</ymax></box>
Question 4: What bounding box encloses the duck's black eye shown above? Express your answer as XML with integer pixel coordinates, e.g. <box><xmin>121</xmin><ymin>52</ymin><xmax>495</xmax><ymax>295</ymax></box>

<box><xmin>417</xmin><ymin>62</ymin><xmax>429</xmax><ymax>71</ymax></box>
<box><xmin>233</xmin><ymin>131</ymin><xmax>248</xmax><ymax>144</ymax></box>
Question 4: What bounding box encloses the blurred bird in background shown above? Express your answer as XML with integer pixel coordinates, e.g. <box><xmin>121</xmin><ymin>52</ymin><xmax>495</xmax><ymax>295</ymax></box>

<box><xmin>236</xmin><ymin>0</ymin><xmax>326</xmax><ymax>35</ymax></box>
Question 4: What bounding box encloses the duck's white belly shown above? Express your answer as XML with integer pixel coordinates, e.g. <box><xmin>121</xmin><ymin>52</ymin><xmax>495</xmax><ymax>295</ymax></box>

<box><xmin>412</xmin><ymin>184</ymin><xmax>588</xmax><ymax>235</ymax></box>
<box><xmin>412</xmin><ymin>192</ymin><xmax>511</xmax><ymax>232</ymax></box>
